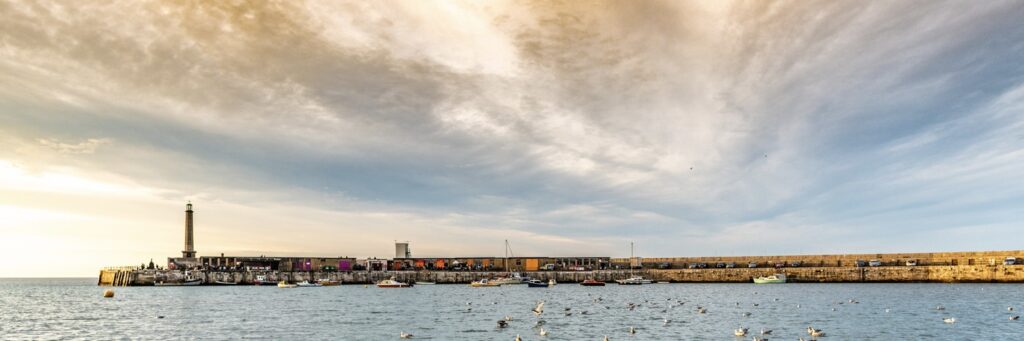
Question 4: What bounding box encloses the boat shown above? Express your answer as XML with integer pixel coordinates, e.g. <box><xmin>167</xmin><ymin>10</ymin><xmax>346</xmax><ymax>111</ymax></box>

<box><xmin>753</xmin><ymin>273</ymin><xmax>787</xmax><ymax>284</ymax></box>
<box><xmin>376</xmin><ymin>278</ymin><xmax>412</xmax><ymax>288</ymax></box>
<box><xmin>155</xmin><ymin>272</ymin><xmax>202</xmax><ymax>286</ymax></box>
<box><xmin>526</xmin><ymin>279</ymin><xmax>549</xmax><ymax>287</ymax></box>
<box><xmin>470</xmin><ymin>278</ymin><xmax>502</xmax><ymax>287</ymax></box>
<box><xmin>317</xmin><ymin>279</ymin><xmax>341</xmax><ymax>286</ymax></box>
<box><xmin>616</xmin><ymin>276</ymin><xmax>653</xmax><ymax>285</ymax></box>
<box><xmin>548</xmin><ymin>279</ymin><xmax>557</xmax><ymax>286</ymax></box>
<box><xmin>277</xmin><ymin>281</ymin><xmax>297</xmax><ymax>288</ymax></box>
<box><xmin>254</xmin><ymin>275</ymin><xmax>277</xmax><ymax>286</ymax></box>
<box><xmin>296</xmin><ymin>280</ymin><xmax>323</xmax><ymax>287</ymax></box>
<box><xmin>493</xmin><ymin>273</ymin><xmax>528</xmax><ymax>285</ymax></box>
<box><xmin>580</xmin><ymin>279</ymin><xmax>606</xmax><ymax>286</ymax></box>
<box><xmin>616</xmin><ymin>242</ymin><xmax>652</xmax><ymax>285</ymax></box>
<box><xmin>211</xmin><ymin>280</ymin><xmax>238</xmax><ymax>285</ymax></box>
<box><xmin>414</xmin><ymin>281</ymin><xmax>436</xmax><ymax>285</ymax></box>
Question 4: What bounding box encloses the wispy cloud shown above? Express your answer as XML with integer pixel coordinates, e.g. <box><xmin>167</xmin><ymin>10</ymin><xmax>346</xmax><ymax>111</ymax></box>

<box><xmin>1</xmin><ymin>0</ymin><xmax>1023</xmax><ymax>276</ymax></box>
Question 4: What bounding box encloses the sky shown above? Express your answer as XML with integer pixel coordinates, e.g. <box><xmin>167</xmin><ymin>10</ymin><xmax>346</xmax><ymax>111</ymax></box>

<box><xmin>1</xmin><ymin>1</ymin><xmax>1023</xmax><ymax>277</ymax></box>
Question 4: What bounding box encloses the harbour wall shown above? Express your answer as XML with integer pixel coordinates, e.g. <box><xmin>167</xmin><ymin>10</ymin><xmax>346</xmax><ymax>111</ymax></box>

<box><xmin>617</xmin><ymin>250</ymin><xmax>1023</xmax><ymax>268</ymax></box>
<box><xmin>99</xmin><ymin>265</ymin><xmax>1024</xmax><ymax>286</ymax></box>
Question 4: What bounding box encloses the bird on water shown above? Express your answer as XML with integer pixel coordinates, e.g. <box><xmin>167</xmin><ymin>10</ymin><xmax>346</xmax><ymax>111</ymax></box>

<box><xmin>399</xmin><ymin>331</ymin><xmax>413</xmax><ymax>339</ymax></box>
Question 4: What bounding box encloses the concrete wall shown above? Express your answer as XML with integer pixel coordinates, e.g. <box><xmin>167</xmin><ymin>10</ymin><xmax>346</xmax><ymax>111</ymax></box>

<box><xmin>102</xmin><ymin>264</ymin><xmax>1024</xmax><ymax>286</ymax></box>
<box><xmin>614</xmin><ymin>250</ymin><xmax>1024</xmax><ymax>268</ymax></box>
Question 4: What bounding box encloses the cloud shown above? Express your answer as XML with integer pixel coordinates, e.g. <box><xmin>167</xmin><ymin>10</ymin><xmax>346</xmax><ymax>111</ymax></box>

<box><xmin>37</xmin><ymin>138</ymin><xmax>110</xmax><ymax>154</ymax></box>
<box><xmin>1</xmin><ymin>0</ymin><xmax>1023</xmax><ymax>276</ymax></box>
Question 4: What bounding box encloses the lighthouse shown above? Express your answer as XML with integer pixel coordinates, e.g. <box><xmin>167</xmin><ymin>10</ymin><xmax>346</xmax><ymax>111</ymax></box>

<box><xmin>182</xmin><ymin>202</ymin><xmax>196</xmax><ymax>259</ymax></box>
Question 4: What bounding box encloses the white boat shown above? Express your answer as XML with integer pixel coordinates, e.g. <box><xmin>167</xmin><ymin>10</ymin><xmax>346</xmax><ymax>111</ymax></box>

<box><xmin>753</xmin><ymin>274</ymin><xmax>787</xmax><ymax>284</ymax></box>
<box><xmin>295</xmin><ymin>280</ymin><xmax>322</xmax><ymax>287</ymax></box>
<box><xmin>616</xmin><ymin>242</ymin><xmax>652</xmax><ymax>285</ymax></box>
<box><xmin>493</xmin><ymin>273</ymin><xmax>528</xmax><ymax>285</ymax></box>
<box><xmin>469</xmin><ymin>278</ymin><xmax>502</xmax><ymax>287</ymax></box>
<box><xmin>616</xmin><ymin>276</ymin><xmax>653</xmax><ymax>285</ymax></box>
<box><xmin>254</xmin><ymin>275</ymin><xmax>276</xmax><ymax>286</ymax></box>
<box><xmin>548</xmin><ymin>279</ymin><xmax>557</xmax><ymax>286</ymax></box>
<box><xmin>155</xmin><ymin>272</ymin><xmax>202</xmax><ymax>286</ymax></box>
<box><xmin>277</xmin><ymin>281</ymin><xmax>297</xmax><ymax>288</ymax></box>
<box><xmin>377</xmin><ymin>278</ymin><xmax>412</xmax><ymax>288</ymax></box>
<box><xmin>414</xmin><ymin>281</ymin><xmax>436</xmax><ymax>285</ymax></box>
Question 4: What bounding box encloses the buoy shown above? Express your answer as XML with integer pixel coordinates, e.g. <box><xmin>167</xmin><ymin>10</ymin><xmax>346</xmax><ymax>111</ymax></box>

<box><xmin>103</xmin><ymin>289</ymin><xmax>115</xmax><ymax>298</ymax></box>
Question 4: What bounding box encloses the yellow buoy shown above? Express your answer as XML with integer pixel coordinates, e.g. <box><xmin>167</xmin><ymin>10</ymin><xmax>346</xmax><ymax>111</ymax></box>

<box><xmin>103</xmin><ymin>289</ymin><xmax>115</xmax><ymax>298</ymax></box>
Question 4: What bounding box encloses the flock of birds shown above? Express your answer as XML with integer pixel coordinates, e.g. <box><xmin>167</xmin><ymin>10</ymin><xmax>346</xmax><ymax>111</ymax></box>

<box><xmin>396</xmin><ymin>291</ymin><xmax>1021</xmax><ymax>340</ymax></box>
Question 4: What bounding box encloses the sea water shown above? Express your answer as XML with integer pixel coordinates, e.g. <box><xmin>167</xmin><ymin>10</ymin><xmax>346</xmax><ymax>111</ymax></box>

<box><xmin>2</xmin><ymin>278</ymin><xmax>1022</xmax><ymax>340</ymax></box>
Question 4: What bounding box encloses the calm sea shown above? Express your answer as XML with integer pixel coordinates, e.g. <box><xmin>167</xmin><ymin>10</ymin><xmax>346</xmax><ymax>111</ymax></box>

<box><xmin>1</xmin><ymin>278</ymin><xmax>1021</xmax><ymax>340</ymax></box>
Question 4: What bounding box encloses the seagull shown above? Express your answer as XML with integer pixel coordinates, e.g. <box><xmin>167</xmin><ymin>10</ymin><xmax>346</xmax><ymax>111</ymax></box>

<box><xmin>505</xmin><ymin>316</ymin><xmax>514</xmax><ymax>321</ymax></box>
<box><xmin>752</xmin><ymin>303</ymin><xmax>759</xmax><ymax>307</ymax></box>
<box><xmin>533</xmin><ymin>301</ymin><xmax>545</xmax><ymax>315</ymax></box>
<box><xmin>807</xmin><ymin>326</ymin><xmax>822</xmax><ymax>335</ymax></box>
<box><xmin>742</xmin><ymin>312</ymin><xmax>752</xmax><ymax>317</ymax></box>
<box><xmin>752</xmin><ymin>337</ymin><xmax>767</xmax><ymax>341</ymax></box>
<box><xmin>936</xmin><ymin>305</ymin><xmax>946</xmax><ymax>311</ymax></box>
<box><xmin>734</xmin><ymin>328</ymin><xmax>748</xmax><ymax>336</ymax></box>
<box><xmin>943</xmin><ymin>317</ymin><xmax>956</xmax><ymax>324</ymax></box>
<box><xmin>760</xmin><ymin>328</ymin><xmax>772</xmax><ymax>335</ymax></box>
<box><xmin>497</xmin><ymin>320</ymin><xmax>509</xmax><ymax>328</ymax></box>
<box><xmin>515</xmin><ymin>334</ymin><xmax>522</xmax><ymax>341</ymax></box>
<box><xmin>1010</xmin><ymin>316</ymin><xmax>1019</xmax><ymax>320</ymax></box>
<box><xmin>535</xmin><ymin>320</ymin><xmax>546</xmax><ymax>327</ymax></box>
<box><xmin>539</xmin><ymin>328</ymin><xmax>548</xmax><ymax>336</ymax></box>
<box><xmin>603</xmin><ymin>336</ymin><xmax>610</xmax><ymax>341</ymax></box>
<box><xmin>1009</xmin><ymin>306</ymin><xmax>1014</xmax><ymax>311</ymax></box>
<box><xmin>400</xmin><ymin>331</ymin><xmax>413</xmax><ymax>339</ymax></box>
<box><xmin>810</xmin><ymin>330</ymin><xmax>826</xmax><ymax>337</ymax></box>
<box><xmin>629</xmin><ymin>326</ymin><xmax>636</xmax><ymax>334</ymax></box>
<box><xmin>663</xmin><ymin>319</ymin><xmax>670</xmax><ymax>326</ymax></box>
<box><xmin>885</xmin><ymin>309</ymin><xmax>890</xmax><ymax>313</ymax></box>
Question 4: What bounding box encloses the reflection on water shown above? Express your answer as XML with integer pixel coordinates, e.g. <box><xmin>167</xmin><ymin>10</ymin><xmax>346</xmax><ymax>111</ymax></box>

<box><xmin>2</xmin><ymin>279</ymin><xmax>1022</xmax><ymax>339</ymax></box>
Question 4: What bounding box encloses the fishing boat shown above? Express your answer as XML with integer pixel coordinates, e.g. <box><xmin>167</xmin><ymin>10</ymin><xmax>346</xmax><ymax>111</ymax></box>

<box><xmin>376</xmin><ymin>277</ymin><xmax>412</xmax><ymax>288</ymax></box>
<box><xmin>616</xmin><ymin>242</ymin><xmax>652</xmax><ymax>285</ymax></box>
<box><xmin>526</xmin><ymin>279</ymin><xmax>549</xmax><ymax>287</ymax></box>
<box><xmin>753</xmin><ymin>274</ymin><xmax>787</xmax><ymax>284</ymax></box>
<box><xmin>155</xmin><ymin>271</ymin><xmax>202</xmax><ymax>286</ymax></box>
<box><xmin>277</xmin><ymin>281</ymin><xmax>297</xmax><ymax>288</ymax></box>
<box><xmin>493</xmin><ymin>273</ymin><xmax>528</xmax><ymax>285</ymax></box>
<box><xmin>469</xmin><ymin>278</ymin><xmax>502</xmax><ymax>287</ymax></box>
<box><xmin>254</xmin><ymin>275</ymin><xmax>276</xmax><ymax>286</ymax></box>
<box><xmin>317</xmin><ymin>279</ymin><xmax>341</xmax><ymax>286</ymax></box>
<box><xmin>296</xmin><ymin>280</ymin><xmax>323</xmax><ymax>287</ymax></box>
<box><xmin>580</xmin><ymin>279</ymin><xmax>606</xmax><ymax>286</ymax></box>
<box><xmin>616</xmin><ymin>276</ymin><xmax>653</xmax><ymax>285</ymax></box>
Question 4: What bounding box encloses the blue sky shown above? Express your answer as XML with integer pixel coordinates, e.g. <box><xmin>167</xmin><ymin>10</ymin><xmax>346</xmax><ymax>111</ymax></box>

<box><xmin>1</xmin><ymin>1</ymin><xmax>1023</xmax><ymax>276</ymax></box>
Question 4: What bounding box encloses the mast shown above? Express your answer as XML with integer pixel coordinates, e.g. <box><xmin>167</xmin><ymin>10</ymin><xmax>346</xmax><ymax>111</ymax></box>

<box><xmin>630</xmin><ymin>241</ymin><xmax>634</xmax><ymax>277</ymax></box>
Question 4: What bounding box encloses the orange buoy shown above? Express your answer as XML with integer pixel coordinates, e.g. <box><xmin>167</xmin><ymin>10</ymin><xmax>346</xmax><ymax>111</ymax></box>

<box><xmin>103</xmin><ymin>289</ymin><xmax>115</xmax><ymax>298</ymax></box>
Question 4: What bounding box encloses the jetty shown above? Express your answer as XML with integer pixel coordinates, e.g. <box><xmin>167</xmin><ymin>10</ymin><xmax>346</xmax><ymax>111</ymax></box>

<box><xmin>98</xmin><ymin>203</ymin><xmax>1024</xmax><ymax>286</ymax></box>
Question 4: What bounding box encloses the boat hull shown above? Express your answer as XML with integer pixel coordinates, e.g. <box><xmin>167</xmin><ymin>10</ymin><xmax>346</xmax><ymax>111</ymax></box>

<box><xmin>526</xmin><ymin>282</ymin><xmax>549</xmax><ymax>288</ymax></box>
<box><xmin>580</xmin><ymin>282</ymin><xmax>606</xmax><ymax>287</ymax></box>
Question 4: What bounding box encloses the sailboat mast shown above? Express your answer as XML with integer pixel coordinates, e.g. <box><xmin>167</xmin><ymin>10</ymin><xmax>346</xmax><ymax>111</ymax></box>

<box><xmin>630</xmin><ymin>241</ymin><xmax>634</xmax><ymax>276</ymax></box>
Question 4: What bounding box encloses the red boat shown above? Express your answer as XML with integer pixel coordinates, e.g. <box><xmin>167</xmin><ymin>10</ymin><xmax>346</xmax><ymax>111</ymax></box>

<box><xmin>580</xmin><ymin>279</ymin><xmax>606</xmax><ymax>286</ymax></box>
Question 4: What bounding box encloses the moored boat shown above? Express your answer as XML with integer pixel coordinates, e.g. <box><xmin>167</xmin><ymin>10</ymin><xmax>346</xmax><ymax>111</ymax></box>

<box><xmin>753</xmin><ymin>274</ymin><xmax>787</xmax><ymax>284</ymax></box>
<box><xmin>296</xmin><ymin>280</ymin><xmax>323</xmax><ymax>287</ymax></box>
<box><xmin>615</xmin><ymin>276</ymin><xmax>653</xmax><ymax>285</ymax></box>
<box><xmin>211</xmin><ymin>280</ymin><xmax>238</xmax><ymax>285</ymax></box>
<box><xmin>254</xmin><ymin>275</ymin><xmax>277</xmax><ymax>286</ymax></box>
<box><xmin>526</xmin><ymin>279</ymin><xmax>549</xmax><ymax>287</ymax></box>
<box><xmin>377</xmin><ymin>278</ymin><xmax>412</xmax><ymax>288</ymax></box>
<box><xmin>277</xmin><ymin>281</ymin><xmax>297</xmax><ymax>288</ymax></box>
<box><xmin>470</xmin><ymin>278</ymin><xmax>502</xmax><ymax>287</ymax></box>
<box><xmin>580</xmin><ymin>279</ymin><xmax>606</xmax><ymax>286</ymax></box>
<box><xmin>548</xmin><ymin>279</ymin><xmax>557</xmax><ymax>286</ymax></box>
<box><xmin>414</xmin><ymin>281</ymin><xmax>436</xmax><ymax>285</ymax></box>
<box><xmin>155</xmin><ymin>272</ymin><xmax>202</xmax><ymax>286</ymax></box>
<box><xmin>318</xmin><ymin>279</ymin><xmax>341</xmax><ymax>286</ymax></box>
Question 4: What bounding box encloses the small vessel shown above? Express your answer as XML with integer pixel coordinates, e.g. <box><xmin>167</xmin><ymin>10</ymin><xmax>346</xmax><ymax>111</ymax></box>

<box><xmin>211</xmin><ymin>280</ymin><xmax>238</xmax><ymax>285</ymax></box>
<box><xmin>580</xmin><ymin>279</ymin><xmax>606</xmax><ymax>286</ymax></box>
<box><xmin>296</xmin><ymin>280</ymin><xmax>323</xmax><ymax>287</ymax></box>
<box><xmin>277</xmin><ymin>281</ymin><xmax>297</xmax><ymax>288</ymax></box>
<box><xmin>493</xmin><ymin>272</ymin><xmax>528</xmax><ymax>285</ymax></box>
<box><xmin>616</xmin><ymin>242</ymin><xmax>652</xmax><ymax>285</ymax></box>
<box><xmin>414</xmin><ymin>281</ymin><xmax>436</xmax><ymax>285</ymax></box>
<box><xmin>526</xmin><ymin>279</ymin><xmax>549</xmax><ymax>287</ymax></box>
<box><xmin>616</xmin><ymin>276</ymin><xmax>653</xmax><ymax>285</ymax></box>
<box><xmin>254</xmin><ymin>275</ymin><xmax>276</xmax><ymax>286</ymax></box>
<box><xmin>317</xmin><ymin>279</ymin><xmax>341</xmax><ymax>286</ymax></box>
<box><xmin>548</xmin><ymin>279</ymin><xmax>557</xmax><ymax>286</ymax></box>
<box><xmin>470</xmin><ymin>278</ymin><xmax>502</xmax><ymax>287</ymax></box>
<box><xmin>753</xmin><ymin>274</ymin><xmax>787</xmax><ymax>284</ymax></box>
<box><xmin>376</xmin><ymin>277</ymin><xmax>412</xmax><ymax>288</ymax></box>
<box><xmin>155</xmin><ymin>272</ymin><xmax>202</xmax><ymax>286</ymax></box>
